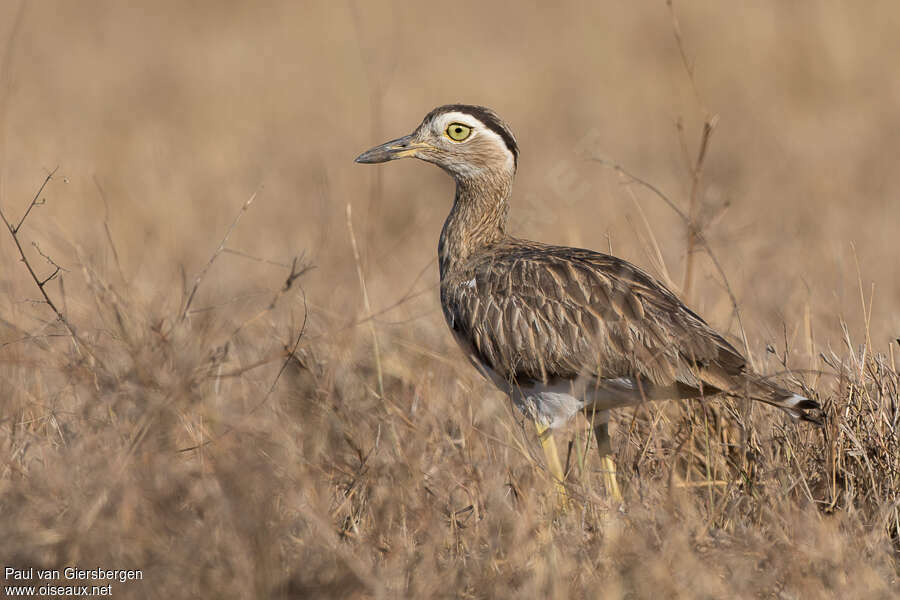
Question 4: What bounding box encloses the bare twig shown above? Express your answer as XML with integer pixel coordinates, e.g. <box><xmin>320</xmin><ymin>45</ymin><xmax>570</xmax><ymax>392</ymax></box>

<box><xmin>279</xmin><ymin>254</ymin><xmax>314</xmax><ymax>298</ymax></box>
<box><xmin>14</xmin><ymin>165</ymin><xmax>57</xmax><ymax>233</ymax></box>
<box><xmin>681</xmin><ymin>117</ymin><xmax>718</xmax><ymax>303</ymax></box>
<box><xmin>268</xmin><ymin>291</ymin><xmax>309</xmax><ymax>395</ymax></box>
<box><xmin>180</xmin><ymin>186</ymin><xmax>260</xmax><ymax>322</ymax></box>
<box><xmin>222</xmin><ymin>247</ymin><xmax>293</xmax><ymax>269</ymax></box>
<box><xmin>593</xmin><ymin>158</ymin><xmax>687</xmax><ymax>221</ymax></box>
<box><xmin>32</xmin><ymin>240</ymin><xmax>67</xmax><ymax>284</ymax></box>
<box><xmin>0</xmin><ymin>168</ymin><xmax>89</xmax><ymax>360</ymax></box>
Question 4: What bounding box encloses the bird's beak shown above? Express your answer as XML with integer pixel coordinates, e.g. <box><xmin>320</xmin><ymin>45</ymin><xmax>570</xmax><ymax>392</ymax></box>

<box><xmin>354</xmin><ymin>134</ymin><xmax>427</xmax><ymax>164</ymax></box>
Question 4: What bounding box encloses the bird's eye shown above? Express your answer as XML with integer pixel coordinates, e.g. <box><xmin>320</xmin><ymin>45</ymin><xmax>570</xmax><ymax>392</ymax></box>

<box><xmin>445</xmin><ymin>123</ymin><xmax>472</xmax><ymax>142</ymax></box>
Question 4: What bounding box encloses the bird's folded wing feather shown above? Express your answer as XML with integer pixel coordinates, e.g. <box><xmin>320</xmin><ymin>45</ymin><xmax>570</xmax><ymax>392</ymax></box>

<box><xmin>441</xmin><ymin>241</ymin><xmax>747</xmax><ymax>393</ymax></box>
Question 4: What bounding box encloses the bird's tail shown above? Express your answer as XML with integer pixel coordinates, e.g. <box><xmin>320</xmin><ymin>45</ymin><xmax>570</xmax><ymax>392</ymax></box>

<box><xmin>740</xmin><ymin>377</ymin><xmax>824</xmax><ymax>426</ymax></box>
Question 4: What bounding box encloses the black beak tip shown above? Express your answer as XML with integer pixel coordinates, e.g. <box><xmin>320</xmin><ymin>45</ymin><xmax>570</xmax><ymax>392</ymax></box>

<box><xmin>354</xmin><ymin>150</ymin><xmax>380</xmax><ymax>164</ymax></box>
<box><xmin>355</xmin><ymin>135</ymin><xmax>416</xmax><ymax>165</ymax></box>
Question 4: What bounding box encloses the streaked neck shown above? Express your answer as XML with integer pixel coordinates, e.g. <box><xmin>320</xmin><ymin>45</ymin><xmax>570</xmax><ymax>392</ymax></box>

<box><xmin>438</xmin><ymin>171</ymin><xmax>513</xmax><ymax>277</ymax></box>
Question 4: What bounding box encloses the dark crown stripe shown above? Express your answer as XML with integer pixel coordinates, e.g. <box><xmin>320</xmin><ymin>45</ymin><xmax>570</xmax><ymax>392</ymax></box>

<box><xmin>426</xmin><ymin>104</ymin><xmax>519</xmax><ymax>168</ymax></box>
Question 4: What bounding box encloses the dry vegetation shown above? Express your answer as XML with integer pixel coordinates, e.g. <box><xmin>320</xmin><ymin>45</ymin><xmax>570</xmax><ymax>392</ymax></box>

<box><xmin>1</xmin><ymin>2</ymin><xmax>899</xmax><ymax>598</ymax></box>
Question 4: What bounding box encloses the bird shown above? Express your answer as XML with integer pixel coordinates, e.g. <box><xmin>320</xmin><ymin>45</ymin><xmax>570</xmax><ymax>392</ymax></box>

<box><xmin>355</xmin><ymin>104</ymin><xmax>821</xmax><ymax>500</ymax></box>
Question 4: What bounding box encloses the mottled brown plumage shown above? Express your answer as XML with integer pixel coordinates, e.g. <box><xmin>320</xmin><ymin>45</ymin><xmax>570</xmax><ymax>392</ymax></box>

<box><xmin>439</xmin><ymin>237</ymin><xmax>819</xmax><ymax>421</ymax></box>
<box><xmin>356</xmin><ymin>104</ymin><xmax>821</xmax><ymax>485</ymax></box>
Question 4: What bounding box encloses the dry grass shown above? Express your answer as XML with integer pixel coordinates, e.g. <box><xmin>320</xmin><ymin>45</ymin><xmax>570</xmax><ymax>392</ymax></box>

<box><xmin>1</xmin><ymin>2</ymin><xmax>899</xmax><ymax>598</ymax></box>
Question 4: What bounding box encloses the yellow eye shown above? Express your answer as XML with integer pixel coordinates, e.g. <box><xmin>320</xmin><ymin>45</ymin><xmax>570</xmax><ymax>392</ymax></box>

<box><xmin>445</xmin><ymin>123</ymin><xmax>472</xmax><ymax>142</ymax></box>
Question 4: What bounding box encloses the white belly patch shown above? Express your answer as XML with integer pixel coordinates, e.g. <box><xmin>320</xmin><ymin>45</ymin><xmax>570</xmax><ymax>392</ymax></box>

<box><xmin>463</xmin><ymin>349</ymin><xmax>644</xmax><ymax>428</ymax></box>
<box><xmin>511</xmin><ymin>377</ymin><xmax>644</xmax><ymax>428</ymax></box>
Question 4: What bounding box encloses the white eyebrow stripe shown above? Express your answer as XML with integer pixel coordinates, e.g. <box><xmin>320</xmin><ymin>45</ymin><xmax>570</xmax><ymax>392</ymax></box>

<box><xmin>433</xmin><ymin>111</ymin><xmax>515</xmax><ymax>172</ymax></box>
<box><xmin>436</xmin><ymin>111</ymin><xmax>487</xmax><ymax>130</ymax></box>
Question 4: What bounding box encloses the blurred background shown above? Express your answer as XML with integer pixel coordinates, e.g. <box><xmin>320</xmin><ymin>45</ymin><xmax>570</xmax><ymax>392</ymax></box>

<box><xmin>2</xmin><ymin>1</ymin><xmax>897</xmax><ymax>351</ymax></box>
<box><xmin>1</xmin><ymin>2</ymin><xmax>898</xmax><ymax>597</ymax></box>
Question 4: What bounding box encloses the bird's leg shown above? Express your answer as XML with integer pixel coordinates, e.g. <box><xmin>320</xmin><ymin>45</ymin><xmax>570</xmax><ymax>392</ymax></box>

<box><xmin>534</xmin><ymin>421</ymin><xmax>568</xmax><ymax>505</ymax></box>
<box><xmin>593</xmin><ymin>421</ymin><xmax>622</xmax><ymax>502</ymax></box>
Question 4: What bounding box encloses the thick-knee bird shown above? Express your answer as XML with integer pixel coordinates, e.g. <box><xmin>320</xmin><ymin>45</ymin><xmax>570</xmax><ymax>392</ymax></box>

<box><xmin>355</xmin><ymin>104</ymin><xmax>821</xmax><ymax>500</ymax></box>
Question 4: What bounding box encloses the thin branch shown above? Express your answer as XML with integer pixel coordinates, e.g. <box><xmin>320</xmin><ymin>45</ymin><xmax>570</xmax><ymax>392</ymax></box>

<box><xmin>14</xmin><ymin>166</ymin><xmax>58</xmax><ymax>233</ymax></box>
<box><xmin>32</xmin><ymin>240</ymin><xmax>67</xmax><ymax>286</ymax></box>
<box><xmin>180</xmin><ymin>186</ymin><xmax>261</xmax><ymax>321</ymax></box>
<box><xmin>0</xmin><ymin>169</ymin><xmax>84</xmax><ymax>354</ymax></box>
<box><xmin>592</xmin><ymin>158</ymin><xmax>688</xmax><ymax>221</ymax></box>
<box><xmin>37</xmin><ymin>267</ymin><xmax>59</xmax><ymax>287</ymax></box>
<box><xmin>268</xmin><ymin>289</ymin><xmax>309</xmax><ymax>395</ymax></box>
<box><xmin>279</xmin><ymin>254</ymin><xmax>315</xmax><ymax>298</ymax></box>
<box><xmin>222</xmin><ymin>247</ymin><xmax>293</xmax><ymax>269</ymax></box>
<box><xmin>682</xmin><ymin>116</ymin><xmax>719</xmax><ymax>303</ymax></box>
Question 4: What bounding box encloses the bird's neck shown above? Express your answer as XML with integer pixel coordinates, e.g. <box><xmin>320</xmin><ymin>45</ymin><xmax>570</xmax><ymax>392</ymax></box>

<box><xmin>438</xmin><ymin>172</ymin><xmax>513</xmax><ymax>277</ymax></box>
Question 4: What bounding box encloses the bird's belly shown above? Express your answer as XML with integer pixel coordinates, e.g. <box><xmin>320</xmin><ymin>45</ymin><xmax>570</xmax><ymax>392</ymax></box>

<box><xmin>449</xmin><ymin>329</ymin><xmax>645</xmax><ymax>428</ymax></box>
<box><xmin>516</xmin><ymin>385</ymin><xmax>586</xmax><ymax>429</ymax></box>
<box><xmin>512</xmin><ymin>377</ymin><xmax>644</xmax><ymax>428</ymax></box>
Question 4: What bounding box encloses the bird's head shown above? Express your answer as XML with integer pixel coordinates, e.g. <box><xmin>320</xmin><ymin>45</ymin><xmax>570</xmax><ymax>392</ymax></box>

<box><xmin>355</xmin><ymin>104</ymin><xmax>518</xmax><ymax>180</ymax></box>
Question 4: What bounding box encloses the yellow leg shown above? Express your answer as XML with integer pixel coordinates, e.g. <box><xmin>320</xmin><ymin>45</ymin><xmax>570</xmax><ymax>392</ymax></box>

<box><xmin>594</xmin><ymin>422</ymin><xmax>622</xmax><ymax>502</ymax></box>
<box><xmin>534</xmin><ymin>421</ymin><xmax>568</xmax><ymax>505</ymax></box>
<box><xmin>599</xmin><ymin>454</ymin><xmax>622</xmax><ymax>502</ymax></box>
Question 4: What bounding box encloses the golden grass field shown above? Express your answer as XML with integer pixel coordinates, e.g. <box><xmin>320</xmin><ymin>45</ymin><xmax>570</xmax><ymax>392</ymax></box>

<box><xmin>1</xmin><ymin>2</ymin><xmax>898</xmax><ymax>598</ymax></box>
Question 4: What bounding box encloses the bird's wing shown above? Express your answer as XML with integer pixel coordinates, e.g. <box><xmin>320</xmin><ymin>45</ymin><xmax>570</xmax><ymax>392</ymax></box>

<box><xmin>441</xmin><ymin>241</ymin><xmax>747</xmax><ymax>393</ymax></box>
